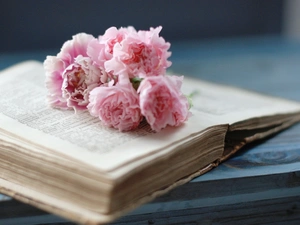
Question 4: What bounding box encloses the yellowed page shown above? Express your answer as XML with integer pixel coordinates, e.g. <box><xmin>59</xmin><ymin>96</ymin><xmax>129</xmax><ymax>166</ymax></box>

<box><xmin>2</xmin><ymin>61</ymin><xmax>299</xmax><ymax>173</ymax></box>
<box><xmin>181</xmin><ymin>77</ymin><xmax>300</xmax><ymax>124</ymax></box>
<box><xmin>0</xmin><ymin>177</ymin><xmax>114</xmax><ymax>224</ymax></box>
<box><xmin>0</xmin><ymin>61</ymin><xmax>220</xmax><ymax>173</ymax></box>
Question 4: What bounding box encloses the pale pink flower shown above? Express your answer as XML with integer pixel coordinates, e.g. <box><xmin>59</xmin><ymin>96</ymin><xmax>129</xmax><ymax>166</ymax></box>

<box><xmin>62</xmin><ymin>55</ymin><xmax>107</xmax><ymax>110</ymax></box>
<box><xmin>100</xmin><ymin>26</ymin><xmax>137</xmax><ymax>55</ymax></box>
<box><xmin>86</xmin><ymin>39</ymin><xmax>107</xmax><ymax>68</ymax></box>
<box><xmin>87</xmin><ymin>26</ymin><xmax>137</xmax><ymax>68</ymax></box>
<box><xmin>44</xmin><ymin>56</ymin><xmax>68</xmax><ymax>108</ymax></box>
<box><xmin>105</xmin><ymin>26</ymin><xmax>172</xmax><ymax>78</ymax></box>
<box><xmin>87</xmin><ymin>77</ymin><xmax>142</xmax><ymax>131</ymax></box>
<box><xmin>44</xmin><ymin>33</ymin><xmax>106</xmax><ymax>110</ymax></box>
<box><xmin>138</xmin><ymin>75</ymin><xmax>190</xmax><ymax>132</ymax></box>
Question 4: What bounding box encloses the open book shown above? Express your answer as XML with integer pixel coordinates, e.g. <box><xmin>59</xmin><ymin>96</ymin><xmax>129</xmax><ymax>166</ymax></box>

<box><xmin>1</xmin><ymin>61</ymin><xmax>300</xmax><ymax>225</ymax></box>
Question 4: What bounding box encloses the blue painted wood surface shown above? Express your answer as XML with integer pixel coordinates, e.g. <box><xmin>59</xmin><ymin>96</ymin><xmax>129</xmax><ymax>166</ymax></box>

<box><xmin>1</xmin><ymin>36</ymin><xmax>300</xmax><ymax>224</ymax></box>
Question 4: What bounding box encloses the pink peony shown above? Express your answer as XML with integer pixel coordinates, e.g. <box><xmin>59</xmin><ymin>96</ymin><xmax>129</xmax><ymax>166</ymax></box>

<box><xmin>44</xmin><ymin>27</ymin><xmax>191</xmax><ymax>132</ymax></box>
<box><xmin>100</xmin><ymin>26</ymin><xmax>137</xmax><ymax>55</ymax></box>
<box><xmin>61</xmin><ymin>55</ymin><xmax>107</xmax><ymax>110</ymax></box>
<box><xmin>44</xmin><ymin>33</ymin><xmax>106</xmax><ymax>110</ymax></box>
<box><xmin>105</xmin><ymin>26</ymin><xmax>172</xmax><ymax>78</ymax></box>
<box><xmin>87</xmin><ymin>26</ymin><xmax>137</xmax><ymax>68</ymax></box>
<box><xmin>44</xmin><ymin>55</ymin><xmax>68</xmax><ymax>108</ymax></box>
<box><xmin>138</xmin><ymin>75</ymin><xmax>190</xmax><ymax>132</ymax></box>
<box><xmin>87</xmin><ymin>77</ymin><xmax>142</xmax><ymax>131</ymax></box>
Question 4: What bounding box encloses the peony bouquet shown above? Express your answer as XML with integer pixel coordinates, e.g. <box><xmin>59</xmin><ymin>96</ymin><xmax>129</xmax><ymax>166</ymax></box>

<box><xmin>44</xmin><ymin>26</ymin><xmax>191</xmax><ymax>132</ymax></box>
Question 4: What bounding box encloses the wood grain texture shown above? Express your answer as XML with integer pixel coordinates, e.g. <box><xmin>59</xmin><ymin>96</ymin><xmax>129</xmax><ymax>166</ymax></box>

<box><xmin>113</xmin><ymin>196</ymin><xmax>300</xmax><ymax>225</ymax></box>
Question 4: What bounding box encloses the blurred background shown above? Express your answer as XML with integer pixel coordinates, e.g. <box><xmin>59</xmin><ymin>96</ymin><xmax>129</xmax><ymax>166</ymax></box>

<box><xmin>1</xmin><ymin>0</ymin><xmax>300</xmax><ymax>99</ymax></box>
<box><xmin>0</xmin><ymin>0</ymin><xmax>296</xmax><ymax>52</ymax></box>
<box><xmin>2</xmin><ymin>1</ymin><xmax>300</xmax><ymax>224</ymax></box>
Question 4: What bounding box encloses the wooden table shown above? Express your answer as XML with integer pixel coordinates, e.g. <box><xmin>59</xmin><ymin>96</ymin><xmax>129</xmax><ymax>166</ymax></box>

<box><xmin>1</xmin><ymin>36</ymin><xmax>300</xmax><ymax>225</ymax></box>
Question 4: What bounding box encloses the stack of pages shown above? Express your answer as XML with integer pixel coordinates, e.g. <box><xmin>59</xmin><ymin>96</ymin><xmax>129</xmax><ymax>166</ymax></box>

<box><xmin>0</xmin><ymin>61</ymin><xmax>300</xmax><ymax>224</ymax></box>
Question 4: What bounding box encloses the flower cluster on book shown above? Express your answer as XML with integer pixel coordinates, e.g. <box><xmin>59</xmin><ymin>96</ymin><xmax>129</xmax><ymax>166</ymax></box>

<box><xmin>44</xmin><ymin>26</ymin><xmax>191</xmax><ymax>132</ymax></box>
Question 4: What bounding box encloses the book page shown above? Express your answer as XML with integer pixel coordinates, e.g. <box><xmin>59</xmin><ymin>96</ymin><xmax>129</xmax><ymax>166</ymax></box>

<box><xmin>0</xmin><ymin>61</ymin><xmax>220</xmax><ymax>172</ymax></box>
<box><xmin>181</xmin><ymin>77</ymin><xmax>300</xmax><ymax>125</ymax></box>
<box><xmin>3</xmin><ymin>61</ymin><xmax>298</xmax><ymax>172</ymax></box>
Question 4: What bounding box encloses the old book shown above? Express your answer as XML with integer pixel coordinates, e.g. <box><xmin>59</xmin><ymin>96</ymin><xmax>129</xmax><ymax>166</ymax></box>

<box><xmin>0</xmin><ymin>61</ymin><xmax>300</xmax><ymax>225</ymax></box>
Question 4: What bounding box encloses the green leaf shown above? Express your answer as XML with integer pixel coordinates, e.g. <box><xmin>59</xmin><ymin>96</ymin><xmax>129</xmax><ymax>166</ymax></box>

<box><xmin>130</xmin><ymin>77</ymin><xmax>143</xmax><ymax>90</ymax></box>
<box><xmin>185</xmin><ymin>90</ymin><xmax>199</xmax><ymax>110</ymax></box>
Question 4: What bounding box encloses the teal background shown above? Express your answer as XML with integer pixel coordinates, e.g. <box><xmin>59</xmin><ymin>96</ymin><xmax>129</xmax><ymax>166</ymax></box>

<box><xmin>0</xmin><ymin>0</ymin><xmax>283</xmax><ymax>52</ymax></box>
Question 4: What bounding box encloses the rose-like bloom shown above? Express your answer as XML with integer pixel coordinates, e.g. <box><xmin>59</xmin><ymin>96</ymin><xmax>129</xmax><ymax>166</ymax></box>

<box><xmin>138</xmin><ymin>75</ymin><xmax>190</xmax><ymax>132</ymax></box>
<box><xmin>87</xmin><ymin>77</ymin><xmax>142</xmax><ymax>131</ymax></box>
<box><xmin>87</xmin><ymin>26</ymin><xmax>137</xmax><ymax>68</ymax></box>
<box><xmin>44</xmin><ymin>56</ymin><xmax>68</xmax><ymax>108</ymax></box>
<box><xmin>62</xmin><ymin>55</ymin><xmax>107</xmax><ymax>110</ymax></box>
<box><xmin>105</xmin><ymin>26</ymin><xmax>172</xmax><ymax>78</ymax></box>
<box><xmin>44</xmin><ymin>33</ymin><xmax>106</xmax><ymax>110</ymax></box>
<box><xmin>100</xmin><ymin>26</ymin><xmax>137</xmax><ymax>55</ymax></box>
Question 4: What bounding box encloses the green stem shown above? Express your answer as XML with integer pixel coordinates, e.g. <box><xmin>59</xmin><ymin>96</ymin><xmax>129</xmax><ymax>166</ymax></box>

<box><xmin>185</xmin><ymin>90</ymin><xmax>199</xmax><ymax>109</ymax></box>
